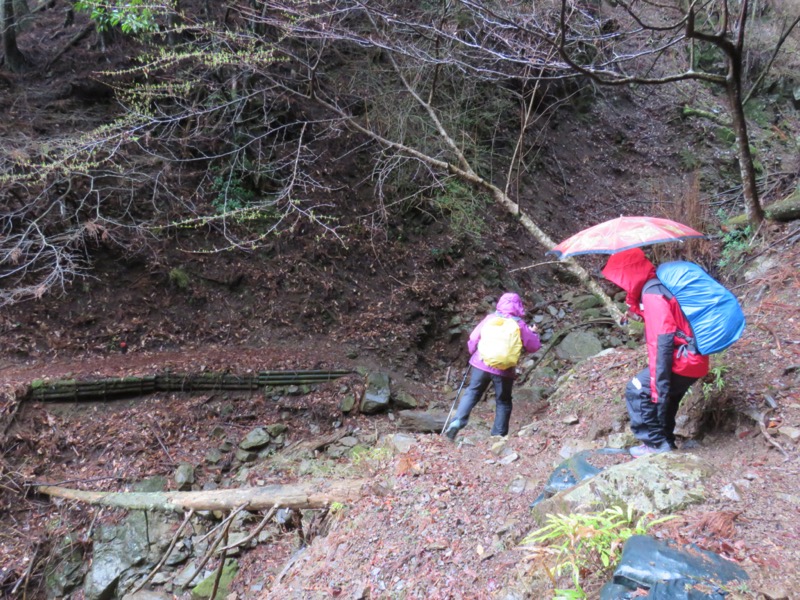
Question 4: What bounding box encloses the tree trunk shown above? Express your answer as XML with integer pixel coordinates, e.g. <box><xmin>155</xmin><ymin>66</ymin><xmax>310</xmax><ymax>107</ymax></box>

<box><xmin>2</xmin><ymin>0</ymin><xmax>29</xmax><ymax>73</ymax></box>
<box><xmin>726</xmin><ymin>61</ymin><xmax>764</xmax><ymax>226</ymax></box>
<box><xmin>37</xmin><ymin>479</ymin><xmax>369</xmax><ymax>512</ymax></box>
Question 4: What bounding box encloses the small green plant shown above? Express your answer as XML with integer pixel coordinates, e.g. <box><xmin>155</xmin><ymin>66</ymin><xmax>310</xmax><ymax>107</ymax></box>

<box><xmin>211</xmin><ymin>173</ymin><xmax>257</xmax><ymax>215</ymax></box>
<box><xmin>678</xmin><ymin>147</ymin><xmax>701</xmax><ymax>171</ymax></box>
<box><xmin>521</xmin><ymin>506</ymin><xmax>675</xmax><ymax>598</ymax></box>
<box><xmin>329</xmin><ymin>501</ymin><xmax>346</xmax><ymax>514</ymax></box>
<box><xmin>430</xmin><ymin>180</ymin><xmax>488</xmax><ymax>240</ymax></box>
<box><xmin>702</xmin><ymin>357</ymin><xmax>730</xmax><ymax>403</ymax></box>
<box><xmin>168</xmin><ymin>267</ymin><xmax>190</xmax><ymax>290</ymax></box>
<box><xmin>717</xmin><ymin>224</ymin><xmax>753</xmax><ymax>268</ymax></box>
<box><xmin>350</xmin><ymin>445</ymin><xmax>392</xmax><ymax>466</ymax></box>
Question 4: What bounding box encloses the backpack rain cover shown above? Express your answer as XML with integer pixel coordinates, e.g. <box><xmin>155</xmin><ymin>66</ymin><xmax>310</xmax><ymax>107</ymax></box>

<box><xmin>657</xmin><ymin>261</ymin><xmax>745</xmax><ymax>355</ymax></box>
<box><xmin>477</xmin><ymin>316</ymin><xmax>523</xmax><ymax>370</ymax></box>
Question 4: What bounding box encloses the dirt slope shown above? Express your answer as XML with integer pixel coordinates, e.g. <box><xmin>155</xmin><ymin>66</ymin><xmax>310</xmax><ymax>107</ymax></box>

<box><xmin>258</xmin><ymin>223</ymin><xmax>800</xmax><ymax>600</ymax></box>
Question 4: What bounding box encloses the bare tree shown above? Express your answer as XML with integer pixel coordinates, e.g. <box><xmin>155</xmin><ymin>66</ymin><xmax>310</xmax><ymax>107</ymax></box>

<box><xmin>1</xmin><ymin>0</ymin><xmax>29</xmax><ymax>72</ymax></box>
<box><xmin>465</xmin><ymin>0</ymin><xmax>798</xmax><ymax>226</ymax></box>
<box><xmin>0</xmin><ymin>8</ymin><xmax>341</xmax><ymax>306</ymax></box>
<box><xmin>248</xmin><ymin>0</ymin><xmax>625</xmax><ymax>320</ymax></box>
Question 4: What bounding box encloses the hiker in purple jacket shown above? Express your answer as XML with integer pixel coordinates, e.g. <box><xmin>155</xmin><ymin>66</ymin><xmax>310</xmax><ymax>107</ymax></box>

<box><xmin>444</xmin><ymin>293</ymin><xmax>541</xmax><ymax>441</ymax></box>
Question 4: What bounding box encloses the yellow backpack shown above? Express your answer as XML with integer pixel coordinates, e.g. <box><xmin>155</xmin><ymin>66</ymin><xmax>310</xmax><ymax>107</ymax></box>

<box><xmin>477</xmin><ymin>316</ymin><xmax>523</xmax><ymax>370</ymax></box>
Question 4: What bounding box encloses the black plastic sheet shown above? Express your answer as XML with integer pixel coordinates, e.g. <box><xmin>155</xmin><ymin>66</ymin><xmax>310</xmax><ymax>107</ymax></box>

<box><xmin>529</xmin><ymin>448</ymin><xmax>627</xmax><ymax>507</ymax></box>
<box><xmin>599</xmin><ymin>535</ymin><xmax>748</xmax><ymax>599</ymax></box>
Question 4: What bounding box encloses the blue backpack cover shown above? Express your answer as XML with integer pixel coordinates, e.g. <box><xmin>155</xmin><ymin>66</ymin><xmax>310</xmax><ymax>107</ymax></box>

<box><xmin>657</xmin><ymin>261</ymin><xmax>745</xmax><ymax>355</ymax></box>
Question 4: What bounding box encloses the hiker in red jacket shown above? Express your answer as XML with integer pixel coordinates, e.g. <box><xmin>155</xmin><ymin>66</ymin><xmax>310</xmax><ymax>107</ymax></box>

<box><xmin>444</xmin><ymin>293</ymin><xmax>540</xmax><ymax>441</ymax></box>
<box><xmin>602</xmin><ymin>249</ymin><xmax>709</xmax><ymax>457</ymax></box>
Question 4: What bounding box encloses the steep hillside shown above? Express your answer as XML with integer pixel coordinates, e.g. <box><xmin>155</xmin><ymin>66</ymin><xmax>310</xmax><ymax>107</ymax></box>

<box><xmin>1</xmin><ymin>2</ymin><xmax>799</xmax><ymax>598</ymax></box>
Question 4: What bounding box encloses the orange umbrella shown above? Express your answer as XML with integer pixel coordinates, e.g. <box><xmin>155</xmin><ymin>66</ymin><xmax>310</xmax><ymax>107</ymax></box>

<box><xmin>548</xmin><ymin>216</ymin><xmax>705</xmax><ymax>259</ymax></box>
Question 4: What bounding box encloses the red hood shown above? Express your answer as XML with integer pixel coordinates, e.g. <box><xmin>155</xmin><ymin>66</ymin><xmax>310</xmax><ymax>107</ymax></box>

<box><xmin>601</xmin><ymin>248</ymin><xmax>656</xmax><ymax>314</ymax></box>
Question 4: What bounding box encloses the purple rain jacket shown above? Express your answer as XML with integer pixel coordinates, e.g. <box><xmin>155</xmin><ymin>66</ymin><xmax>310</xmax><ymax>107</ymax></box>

<box><xmin>467</xmin><ymin>292</ymin><xmax>541</xmax><ymax>378</ymax></box>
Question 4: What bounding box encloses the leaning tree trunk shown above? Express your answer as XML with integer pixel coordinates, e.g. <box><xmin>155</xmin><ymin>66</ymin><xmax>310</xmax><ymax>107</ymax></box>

<box><xmin>726</xmin><ymin>66</ymin><xmax>764</xmax><ymax>227</ymax></box>
<box><xmin>2</xmin><ymin>0</ymin><xmax>29</xmax><ymax>73</ymax></box>
<box><xmin>724</xmin><ymin>0</ymin><xmax>765</xmax><ymax>227</ymax></box>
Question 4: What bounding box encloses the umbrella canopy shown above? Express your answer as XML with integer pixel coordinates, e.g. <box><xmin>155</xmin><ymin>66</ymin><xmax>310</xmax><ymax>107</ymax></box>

<box><xmin>548</xmin><ymin>216</ymin><xmax>705</xmax><ymax>259</ymax></box>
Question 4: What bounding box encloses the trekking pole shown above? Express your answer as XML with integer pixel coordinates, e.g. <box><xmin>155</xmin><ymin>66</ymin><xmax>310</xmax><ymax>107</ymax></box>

<box><xmin>441</xmin><ymin>368</ymin><xmax>469</xmax><ymax>435</ymax></box>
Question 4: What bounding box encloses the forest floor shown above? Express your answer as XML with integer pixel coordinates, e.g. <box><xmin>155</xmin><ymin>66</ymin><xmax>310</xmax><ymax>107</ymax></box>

<box><xmin>1</xmin><ymin>3</ymin><xmax>800</xmax><ymax>598</ymax></box>
<box><xmin>0</xmin><ymin>221</ymin><xmax>798</xmax><ymax>600</ymax></box>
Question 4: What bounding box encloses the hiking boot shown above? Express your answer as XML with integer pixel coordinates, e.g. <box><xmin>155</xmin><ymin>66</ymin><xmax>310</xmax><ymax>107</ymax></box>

<box><xmin>629</xmin><ymin>442</ymin><xmax>672</xmax><ymax>458</ymax></box>
<box><xmin>444</xmin><ymin>420</ymin><xmax>461</xmax><ymax>441</ymax></box>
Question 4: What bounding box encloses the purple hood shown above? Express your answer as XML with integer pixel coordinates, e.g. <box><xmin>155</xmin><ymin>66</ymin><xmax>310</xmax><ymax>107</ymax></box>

<box><xmin>495</xmin><ymin>292</ymin><xmax>525</xmax><ymax>318</ymax></box>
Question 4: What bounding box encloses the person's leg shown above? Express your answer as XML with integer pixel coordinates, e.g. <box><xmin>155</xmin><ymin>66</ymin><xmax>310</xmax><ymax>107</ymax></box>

<box><xmin>490</xmin><ymin>375</ymin><xmax>514</xmax><ymax>436</ymax></box>
<box><xmin>625</xmin><ymin>368</ymin><xmax>669</xmax><ymax>447</ymax></box>
<box><xmin>448</xmin><ymin>367</ymin><xmax>491</xmax><ymax>435</ymax></box>
<box><xmin>662</xmin><ymin>374</ymin><xmax>698</xmax><ymax>447</ymax></box>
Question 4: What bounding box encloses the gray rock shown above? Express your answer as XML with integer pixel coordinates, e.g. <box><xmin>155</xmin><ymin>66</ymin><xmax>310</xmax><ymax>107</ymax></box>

<box><xmin>361</xmin><ymin>371</ymin><xmax>391</xmax><ymax>414</ymax></box>
<box><xmin>778</xmin><ymin>426</ymin><xmax>800</xmax><ymax>442</ymax></box>
<box><xmin>533</xmin><ymin>453</ymin><xmax>714</xmax><ymax>519</ymax></box>
<box><xmin>239</xmin><ymin>427</ymin><xmax>271</xmax><ymax>450</ymax></box>
<box><xmin>392</xmin><ymin>389</ymin><xmax>419</xmax><ymax>409</ymax></box>
<box><xmin>45</xmin><ymin>534</ymin><xmax>84</xmax><ymax>599</ymax></box>
<box><xmin>173</xmin><ymin>560</ymin><xmax>204</xmax><ymax>588</ymax></box>
<box><xmin>397</xmin><ymin>410</ymin><xmax>447</xmax><ymax>433</ymax></box>
<box><xmin>84</xmin><ymin>513</ymin><xmax>154</xmax><ymax>600</ymax></box>
<box><xmin>555</xmin><ymin>331</ymin><xmax>603</xmax><ymax>361</ymax></box>
<box><xmin>721</xmin><ymin>483</ymin><xmax>742</xmax><ymax>502</ymax></box>
<box><xmin>265</xmin><ymin>423</ymin><xmax>288</xmax><ymax>437</ymax></box>
<box><xmin>174</xmin><ymin>463</ymin><xmax>195</xmax><ymax>490</ymax></box>
<box><xmin>388</xmin><ymin>432</ymin><xmax>416</xmax><ymax>453</ymax></box>
<box><xmin>508</xmin><ymin>477</ymin><xmax>528</xmax><ymax>494</ymax></box>
<box><xmin>131</xmin><ymin>477</ymin><xmax>168</xmax><ymax>493</ymax></box>
<box><xmin>122</xmin><ymin>592</ymin><xmax>173</xmax><ymax>600</ymax></box>
<box><xmin>607</xmin><ymin>432</ymin><xmax>636</xmax><ymax>449</ymax></box>
<box><xmin>499</xmin><ymin>452</ymin><xmax>519</xmax><ymax>464</ymax></box>
<box><xmin>235</xmin><ymin>448</ymin><xmax>257</xmax><ymax>463</ymax></box>
<box><xmin>340</xmin><ymin>394</ymin><xmax>356</xmax><ymax>413</ymax></box>
<box><xmin>744</xmin><ymin>255</ymin><xmax>779</xmax><ymax>282</ymax></box>
<box><xmin>205</xmin><ymin>448</ymin><xmax>223</xmax><ymax>464</ymax></box>
<box><xmin>572</xmin><ymin>294</ymin><xmax>601</xmax><ymax>310</ymax></box>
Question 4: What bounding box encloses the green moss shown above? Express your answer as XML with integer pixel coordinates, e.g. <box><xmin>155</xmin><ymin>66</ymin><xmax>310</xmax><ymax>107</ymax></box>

<box><xmin>191</xmin><ymin>559</ymin><xmax>238</xmax><ymax>598</ymax></box>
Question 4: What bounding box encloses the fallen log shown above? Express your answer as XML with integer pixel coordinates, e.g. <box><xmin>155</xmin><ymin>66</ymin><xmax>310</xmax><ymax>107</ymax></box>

<box><xmin>37</xmin><ymin>479</ymin><xmax>368</xmax><ymax>512</ymax></box>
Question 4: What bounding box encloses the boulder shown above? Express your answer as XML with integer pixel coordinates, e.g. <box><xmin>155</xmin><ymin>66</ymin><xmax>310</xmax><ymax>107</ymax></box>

<box><xmin>556</xmin><ymin>331</ymin><xmax>604</xmax><ymax>361</ymax></box>
<box><xmin>392</xmin><ymin>389</ymin><xmax>419</xmax><ymax>409</ymax></box>
<box><xmin>239</xmin><ymin>427</ymin><xmax>271</xmax><ymax>450</ymax></box>
<box><xmin>534</xmin><ymin>452</ymin><xmax>714</xmax><ymax>519</ymax></box>
<box><xmin>360</xmin><ymin>372</ymin><xmax>391</xmax><ymax>414</ymax></box>
<box><xmin>174</xmin><ymin>463</ymin><xmax>195</xmax><ymax>491</ymax></box>
<box><xmin>397</xmin><ymin>410</ymin><xmax>447</xmax><ymax>433</ymax></box>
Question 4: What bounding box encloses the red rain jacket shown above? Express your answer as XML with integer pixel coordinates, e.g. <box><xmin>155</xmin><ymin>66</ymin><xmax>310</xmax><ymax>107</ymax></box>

<box><xmin>603</xmin><ymin>249</ymin><xmax>709</xmax><ymax>402</ymax></box>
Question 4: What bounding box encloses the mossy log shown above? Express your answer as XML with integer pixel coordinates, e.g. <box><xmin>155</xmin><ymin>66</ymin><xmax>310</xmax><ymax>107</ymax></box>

<box><xmin>28</xmin><ymin>369</ymin><xmax>353</xmax><ymax>401</ymax></box>
<box><xmin>37</xmin><ymin>478</ymin><xmax>368</xmax><ymax>512</ymax></box>
<box><xmin>766</xmin><ymin>192</ymin><xmax>800</xmax><ymax>222</ymax></box>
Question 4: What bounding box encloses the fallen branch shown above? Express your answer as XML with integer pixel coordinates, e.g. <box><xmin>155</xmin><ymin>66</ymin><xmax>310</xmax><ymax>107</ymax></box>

<box><xmin>182</xmin><ymin>505</ymin><xmax>246</xmax><ymax>591</ymax></box>
<box><xmin>131</xmin><ymin>509</ymin><xmax>195</xmax><ymax>595</ymax></box>
<box><xmin>755</xmin><ymin>323</ymin><xmax>782</xmax><ymax>351</ymax></box>
<box><xmin>36</xmin><ymin>479</ymin><xmax>368</xmax><ymax>512</ymax></box>
<box><xmin>739</xmin><ymin>406</ymin><xmax>790</xmax><ymax>460</ymax></box>
<box><xmin>218</xmin><ymin>506</ymin><xmax>277</xmax><ymax>553</ymax></box>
